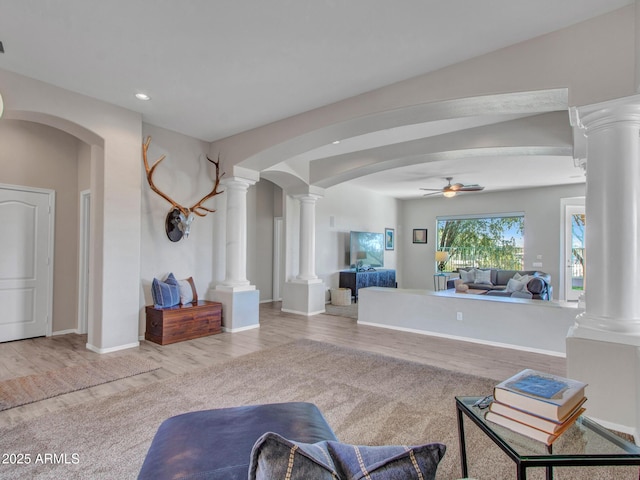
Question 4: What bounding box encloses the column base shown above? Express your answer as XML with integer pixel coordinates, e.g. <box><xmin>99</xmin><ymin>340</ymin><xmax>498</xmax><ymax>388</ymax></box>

<box><xmin>216</xmin><ymin>283</ymin><xmax>256</xmax><ymax>293</ymax></box>
<box><xmin>567</xmin><ymin>329</ymin><xmax>640</xmax><ymax>443</ymax></box>
<box><xmin>573</xmin><ymin>312</ymin><xmax>640</xmax><ymax>346</ymax></box>
<box><xmin>210</xmin><ymin>287</ymin><xmax>260</xmax><ymax>332</ymax></box>
<box><xmin>281</xmin><ymin>281</ymin><xmax>326</xmax><ymax>316</ymax></box>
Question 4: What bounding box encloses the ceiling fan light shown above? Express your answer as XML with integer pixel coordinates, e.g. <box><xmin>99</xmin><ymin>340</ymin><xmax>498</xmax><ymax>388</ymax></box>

<box><xmin>443</xmin><ymin>190</ymin><xmax>456</xmax><ymax>198</ymax></box>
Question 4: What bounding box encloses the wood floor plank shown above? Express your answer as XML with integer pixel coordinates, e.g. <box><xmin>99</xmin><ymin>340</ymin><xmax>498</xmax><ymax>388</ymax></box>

<box><xmin>0</xmin><ymin>301</ymin><xmax>565</xmax><ymax>427</ymax></box>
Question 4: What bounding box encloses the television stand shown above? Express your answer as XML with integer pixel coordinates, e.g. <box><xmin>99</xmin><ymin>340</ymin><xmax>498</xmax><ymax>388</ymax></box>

<box><xmin>339</xmin><ymin>269</ymin><xmax>396</xmax><ymax>301</ymax></box>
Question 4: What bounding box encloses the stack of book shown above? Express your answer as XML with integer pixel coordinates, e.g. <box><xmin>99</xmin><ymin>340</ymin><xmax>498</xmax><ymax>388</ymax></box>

<box><xmin>485</xmin><ymin>369</ymin><xmax>587</xmax><ymax>445</ymax></box>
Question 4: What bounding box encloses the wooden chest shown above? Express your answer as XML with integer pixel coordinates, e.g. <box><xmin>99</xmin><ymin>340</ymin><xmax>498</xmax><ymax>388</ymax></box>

<box><xmin>145</xmin><ymin>300</ymin><xmax>222</xmax><ymax>345</ymax></box>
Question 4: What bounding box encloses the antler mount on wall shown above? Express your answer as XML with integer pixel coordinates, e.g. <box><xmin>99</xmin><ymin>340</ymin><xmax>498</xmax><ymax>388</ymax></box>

<box><xmin>142</xmin><ymin>136</ymin><xmax>225</xmax><ymax>242</ymax></box>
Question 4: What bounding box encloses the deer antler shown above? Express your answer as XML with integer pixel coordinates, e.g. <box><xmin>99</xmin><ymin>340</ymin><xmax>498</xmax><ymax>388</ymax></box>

<box><xmin>142</xmin><ymin>136</ymin><xmax>224</xmax><ymax>217</ymax></box>
<box><xmin>190</xmin><ymin>154</ymin><xmax>225</xmax><ymax>216</ymax></box>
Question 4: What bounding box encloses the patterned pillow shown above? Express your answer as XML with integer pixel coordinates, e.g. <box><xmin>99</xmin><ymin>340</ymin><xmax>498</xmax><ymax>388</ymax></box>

<box><xmin>151</xmin><ymin>275</ymin><xmax>180</xmax><ymax>308</ymax></box>
<box><xmin>474</xmin><ymin>269</ymin><xmax>493</xmax><ymax>285</ymax></box>
<box><xmin>506</xmin><ymin>277</ymin><xmax>527</xmax><ymax>293</ymax></box>
<box><xmin>165</xmin><ymin>273</ymin><xmax>198</xmax><ymax>305</ymax></box>
<box><xmin>249</xmin><ymin>432</ymin><xmax>446</xmax><ymax>480</ymax></box>
<box><xmin>459</xmin><ymin>269</ymin><xmax>475</xmax><ymax>283</ymax></box>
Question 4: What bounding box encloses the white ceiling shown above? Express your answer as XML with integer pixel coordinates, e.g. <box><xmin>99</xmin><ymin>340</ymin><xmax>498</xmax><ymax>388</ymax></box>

<box><xmin>0</xmin><ymin>0</ymin><xmax>626</xmax><ymax>197</ymax></box>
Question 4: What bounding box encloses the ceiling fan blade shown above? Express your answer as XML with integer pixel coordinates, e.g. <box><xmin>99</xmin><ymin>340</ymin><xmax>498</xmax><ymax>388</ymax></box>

<box><xmin>422</xmin><ymin>191</ymin><xmax>442</xmax><ymax>197</ymax></box>
<box><xmin>458</xmin><ymin>185</ymin><xmax>484</xmax><ymax>191</ymax></box>
<box><xmin>419</xmin><ymin>187</ymin><xmax>443</xmax><ymax>191</ymax></box>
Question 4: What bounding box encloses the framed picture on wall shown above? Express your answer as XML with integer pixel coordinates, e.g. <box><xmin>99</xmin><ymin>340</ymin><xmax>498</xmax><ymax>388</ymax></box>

<box><xmin>413</xmin><ymin>228</ymin><xmax>427</xmax><ymax>244</ymax></box>
<box><xmin>385</xmin><ymin>228</ymin><xmax>394</xmax><ymax>250</ymax></box>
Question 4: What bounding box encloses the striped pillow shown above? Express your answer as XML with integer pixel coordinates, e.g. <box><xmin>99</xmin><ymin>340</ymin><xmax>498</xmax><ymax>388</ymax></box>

<box><xmin>249</xmin><ymin>432</ymin><xmax>446</xmax><ymax>480</ymax></box>
<box><xmin>151</xmin><ymin>275</ymin><xmax>180</xmax><ymax>308</ymax></box>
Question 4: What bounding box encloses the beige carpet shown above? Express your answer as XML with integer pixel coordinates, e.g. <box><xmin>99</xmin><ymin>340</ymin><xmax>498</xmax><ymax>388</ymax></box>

<box><xmin>0</xmin><ymin>355</ymin><xmax>159</xmax><ymax>411</ymax></box>
<box><xmin>0</xmin><ymin>340</ymin><xmax>636</xmax><ymax>479</ymax></box>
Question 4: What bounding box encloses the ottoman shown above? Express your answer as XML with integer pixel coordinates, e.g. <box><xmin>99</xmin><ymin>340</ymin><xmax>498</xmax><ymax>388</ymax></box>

<box><xmin>138</xmin><ymin>402</ymin><xmax>337</xmax><ymax>480</ymax></box>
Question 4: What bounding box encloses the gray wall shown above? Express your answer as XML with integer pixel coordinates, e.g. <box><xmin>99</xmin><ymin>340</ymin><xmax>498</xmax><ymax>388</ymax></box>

<box><xmin>401</xmin><ymin>183</ymin><xmax>586</xmax><ymax>297</ymax></box>
<box><xmin>0</xmin><ymin>119</ymin><xmax>83</xmax><ymax>333</ymax></box>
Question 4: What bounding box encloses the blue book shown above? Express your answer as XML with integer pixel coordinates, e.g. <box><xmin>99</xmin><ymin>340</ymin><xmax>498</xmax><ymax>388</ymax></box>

<box><xmin>493</xmin><ymin>369</ymin><xmax>587</xmax><ymax>421</ymax></box>
<box><xmin>510</xmin><ymin>375</ymin><xmax>567</xmax><ymax>399</ymax></box>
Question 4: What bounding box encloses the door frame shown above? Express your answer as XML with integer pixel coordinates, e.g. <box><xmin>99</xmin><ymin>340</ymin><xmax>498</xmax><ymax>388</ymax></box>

<box><xmin>560</xmin><ymin>197</ymin><xmax>585</xmax><ymax>301</ymax></box>
<box><xmin>78</xmin><ymin>189</ymin><xmax>91</xmax><ymax>334</ymax></box>
<box><xmin>272</xmin><ymin>217</ymin><xmax>284</xmax><ymax>301</ymax></box>
<box><xmin>0</xmin><ymin>182</ymin><xmax>55</xmax><ymax>338</ymax></box>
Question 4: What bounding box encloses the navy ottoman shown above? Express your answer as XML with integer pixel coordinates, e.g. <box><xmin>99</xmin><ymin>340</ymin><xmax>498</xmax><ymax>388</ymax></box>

<box><xmin>138</xmin><ymin>402</ymin><xmax>337</xmax><ymax>480</ymax></box>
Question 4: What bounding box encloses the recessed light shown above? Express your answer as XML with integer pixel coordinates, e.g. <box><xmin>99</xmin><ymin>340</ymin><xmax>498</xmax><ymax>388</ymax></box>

<box><xmin>135</xmin><ymin>92</ymin><xmax>151</xmax><ymax>101</ymax></box>
<box><xmin>332</xmin><ymin>140</ymin><xmax>340</xmax><ymax>145</ymax></box>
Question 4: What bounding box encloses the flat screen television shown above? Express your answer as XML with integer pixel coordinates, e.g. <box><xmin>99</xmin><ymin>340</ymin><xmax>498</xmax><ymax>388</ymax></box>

<box><xmin>349</xmin><ymin>231</ymin><xmax>384</xmax><ymax>269</ymax></box>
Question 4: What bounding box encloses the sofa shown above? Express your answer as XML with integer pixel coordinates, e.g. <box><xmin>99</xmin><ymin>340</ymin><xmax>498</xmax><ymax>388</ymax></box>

<box><xmin>138</xmin><ymin>402</ymin><xmax>446</xmax><ymax>480</ymax></box>
<box><xmin>446</xmin><ymin>268</ymin><xmax>553</xmax><ymax>300</ymax></box>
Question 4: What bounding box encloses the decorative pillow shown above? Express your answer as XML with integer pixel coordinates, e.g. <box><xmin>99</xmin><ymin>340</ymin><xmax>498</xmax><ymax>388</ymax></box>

<box><xmin>505</xmin><ymin>277</ymin><xmax>527</xmax><ymax>293</ymax></box>
<box><xmin>513</xmin><ymin>272</ymin><xmax>530</xmax><ymax>283</ymax></box>
<box><xmin>151</xmin><ymin>275</ymin><xmax>180</xmax><ymax>308</ymax></box>
<box><xmin>474</xmin><ymin>269</ymin><xmax>493</xmax><ymax>285</ymax></box>
<box><xmin>527</xmin><ymin>277</ymin><xmax>545</xmax><ymax>294</ymax></box>
<box><xmin>165</xmin><ymin>273</ymin><xmax>198</xmax><ymax>305</ymax></box>
<box><xmin>459</xmin><ymin>269</ymin><xmax>475</xmax><ymax>283</ymax></box>
<box><xmin>249</xmin><ymin>432</ymin><xmax>446</xmax><ymax>480</ymax></box>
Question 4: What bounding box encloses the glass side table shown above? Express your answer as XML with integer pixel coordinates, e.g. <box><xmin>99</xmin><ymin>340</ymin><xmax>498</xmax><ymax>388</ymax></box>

<box><xmin>456</xmin><ymin>396</ymin><xmax>640</xmax><ymax>480</ymax></box>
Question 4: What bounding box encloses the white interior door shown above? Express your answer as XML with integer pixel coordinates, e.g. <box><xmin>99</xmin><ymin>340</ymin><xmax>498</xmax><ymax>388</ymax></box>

<box><xmin>0</xmin><ymin>185</ymin><xmax>53</xmax><ymax>342</ymax></box>
<box><xmin>564</xmin><ymin>205</ymin><xmax>586</xmax><ymax>301</ymax></box>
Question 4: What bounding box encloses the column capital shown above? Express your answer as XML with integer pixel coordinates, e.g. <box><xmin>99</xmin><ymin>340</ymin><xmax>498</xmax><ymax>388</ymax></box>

<box><xmin>570</xmin><ymin>94</ymin><xmax>640</xmax><ymax>131</ymax></box>
<box><xmin>293</xmin><ymin>193</ymin><xmax>323</xmax><ymax>204</ymax></box>
<box><xmin>221</xmin><ymin>176</ymin><xmax>257</xmax><ymax>190</ymax></box>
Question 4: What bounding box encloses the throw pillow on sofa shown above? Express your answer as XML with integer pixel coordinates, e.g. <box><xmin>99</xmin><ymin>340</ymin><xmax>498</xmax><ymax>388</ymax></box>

<box><xmin>459</xmin><ymin>269</ymin><xmax>475</xmax><ymax>283</ymax></box>
<box><xmin>249</xmin><ymin>432</ymin><xmax>446</xmax><ymax>480</ymax></box>
<box><xmin>506</xmin><ymin>277</ymin><xmax>528</xmax><ymax>293</ymax></box>
<box><xmin>474</xmin><ymin>269</ymin><xmax>493</xmax><ymax>285</ymax></box>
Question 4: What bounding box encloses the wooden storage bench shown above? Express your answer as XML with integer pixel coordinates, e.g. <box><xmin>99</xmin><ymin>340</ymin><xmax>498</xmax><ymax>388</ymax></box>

<box><xmin>145</xmin><ymin>300</ymin><xmax>222</xmax><ymax>345</ymax></box>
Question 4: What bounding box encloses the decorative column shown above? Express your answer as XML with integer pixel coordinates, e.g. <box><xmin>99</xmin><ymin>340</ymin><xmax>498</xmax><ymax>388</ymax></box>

<box><xmin>220</xmin><ymin>177</ymin><xmax>255</xmax><ymax>289</ymax></box>
<box><xmin>281</xmin><ymin>191</ymin><xmax>325</xmax><ymax>316</ymax></box>
<box><xmin>211</xmin><ymin>176</ymin><xmax>260</xmax><ymax>332</ymax></box>
<box><xmin>568</xmin><ymin>95</ymin><xmax>640</xmax><ymax>443</ymax></box>
<box><xmin>296</xmin><ymin>194</ymin><xmax>320</xmax><ymax>282</ymax></box>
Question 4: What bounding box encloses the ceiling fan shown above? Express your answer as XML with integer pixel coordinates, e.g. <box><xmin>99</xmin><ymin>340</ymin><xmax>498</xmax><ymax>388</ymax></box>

<box><xmin>420</xmin><ymin>177</ymin><xmax>485</xmax><ymax>198</ymax></box>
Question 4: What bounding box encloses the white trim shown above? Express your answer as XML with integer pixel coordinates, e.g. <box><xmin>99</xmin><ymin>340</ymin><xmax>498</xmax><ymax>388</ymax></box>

<box><xmin>52</xmin><ymin>328</ymin><xmax>80</xmax><ymax>336</ymax></box>
<box><xmin>86</xmin><ymin>341</ymin><xmax>140</xmax><ymax>354</ymax></box>
<box><xmin>273</xmin><ymin>217</ymin><xmax>283</xmax><ymax>301</ymax></box>
<box><xmin>357</xmin><ymin>320</ymin><xmax>567</xmax><ymax>358</ymax></box>
<box><xmin>0</xmin><ymin>182</ymin><xmax>54</xmax><ymax>196</ymax></box>
<box><xmin>47</xmin><ymin>190</ymin><xmax>55</xmax><ymax>337</ymax></box>
<box><xmin>281</xmin><ymin>308</ymin><xmax>326</xmax><ymax>317</ymax></box>
<box><xmin>560</xmin><ymin>197</ymin><xmax>585</xmax><ymax>301</ymax></box>
<box><xmin>436</xmin><ymin>211</ymin><xmax>525</xmax><ymax>221</ymax></box>
<box><xmin>77</xmin><ymin>190</ymin><xmax>91</xmax><ymax>334</ymax></box>
<box><xmin>586</xmin><ymin>415</ymin><xmax>639</xmax><ymax>445</ymax></box>
<box><xmin>222</xmin><ymin>324</ymin><xmax>260</xmax><ymax>333</ymax></box>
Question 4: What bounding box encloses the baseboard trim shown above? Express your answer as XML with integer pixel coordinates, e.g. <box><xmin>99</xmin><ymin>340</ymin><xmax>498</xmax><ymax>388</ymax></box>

<box><xmin>52</xmin><ymin>328</ymin><xmax>80</xmax><ymax>336</ymax></box>
<box><xmin>281</xmin><ymin>308</ymin><xmax>326</xmax><ymax>317</ymax></box>
<box><xmin>223</xmin><ymin>324</ymin><xmax>260</xmax><ymax>333</ymax></box>
<box><xmin>86</xmin><ymin>341</ymin><xmax>140</xmax><ymax>354</ymax></box>
<box><xmin>587</xmin><ymin>415</ymin><xmax>639</xmax><ymax>445</ymax></box>
<box><xmin>357</xmin><ymin>320</ymin><xmax>566</xmax><ymax>358</ymax></box>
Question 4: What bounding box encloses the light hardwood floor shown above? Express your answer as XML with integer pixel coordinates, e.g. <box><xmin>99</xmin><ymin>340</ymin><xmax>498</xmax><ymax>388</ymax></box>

<box><xmin>0</xmin><ymin>302</ymin><xmax>565</xmax><ymax>427</ymax></box>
